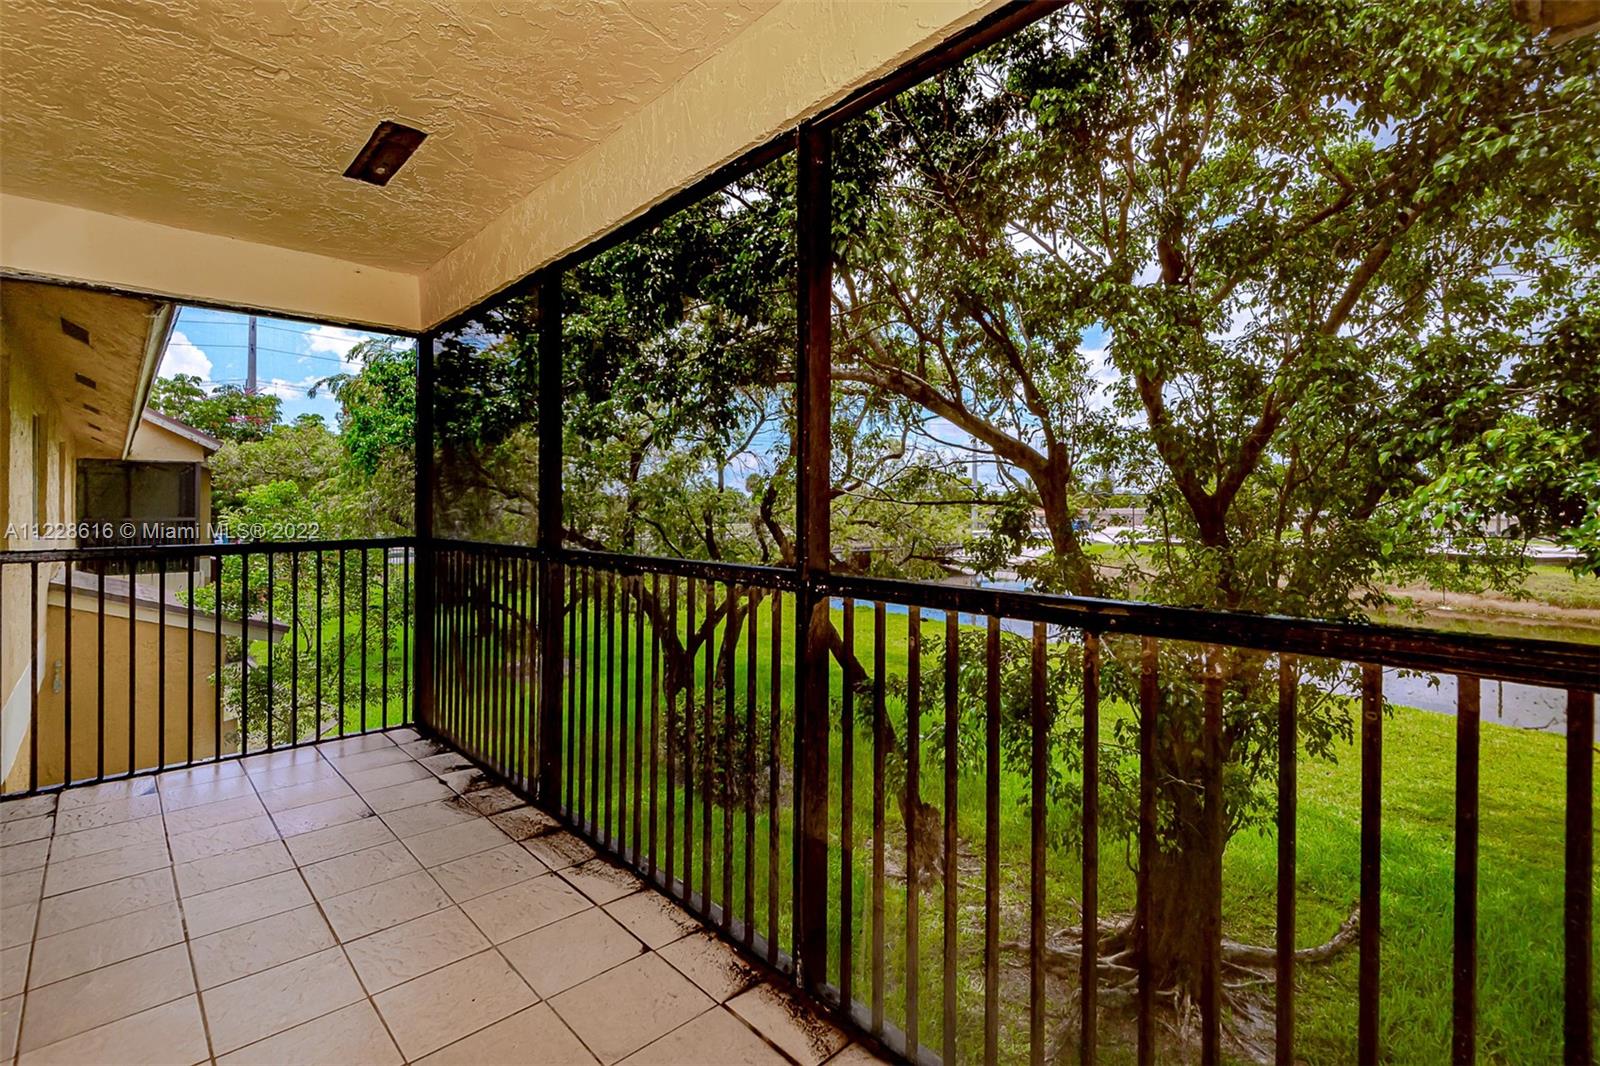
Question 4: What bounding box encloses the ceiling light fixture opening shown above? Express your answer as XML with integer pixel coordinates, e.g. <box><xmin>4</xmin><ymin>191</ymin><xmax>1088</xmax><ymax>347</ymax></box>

<box><xmin>343</xmin><ymin>120</ymin><xmax>428</xmax><ymax>186</ymax></box>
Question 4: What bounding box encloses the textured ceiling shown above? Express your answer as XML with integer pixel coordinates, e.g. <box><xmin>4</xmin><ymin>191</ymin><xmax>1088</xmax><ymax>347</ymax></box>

<box><xmin>1</xmin><ymin>280</ymin><xmax>170</xmax><ymax>457</ymax></box>
<box><xmin>0</xmin><ymin>0</ymin><xmax>779</xmax><ymax>272</ymax></box>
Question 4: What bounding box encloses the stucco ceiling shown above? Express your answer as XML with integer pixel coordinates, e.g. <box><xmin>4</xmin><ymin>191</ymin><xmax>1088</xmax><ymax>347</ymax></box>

<box><xmin>0</xmin><ymin>0</ymin><xmax>779</xmax><ymax>272</ymax></box>
<box><xmin>0</xmin><ymin>280</ymin><xmax>172</xmax><ymax>457</ymax></box>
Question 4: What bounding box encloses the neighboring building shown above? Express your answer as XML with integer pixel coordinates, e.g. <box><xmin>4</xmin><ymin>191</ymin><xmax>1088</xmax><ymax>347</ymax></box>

<box><xmin>0</xmin><ymin>280</ymin><xmax>173</xmax><ymax>788</ymax></box>
<box><xmin>77</xmin><ymin>407</ymin><xmax>220</xmax><ymax>550</ymax></box>
<box><xmin>0</xmin><ymin>282</ymin><xmax>275</xmax><ymax>790</ymax></box>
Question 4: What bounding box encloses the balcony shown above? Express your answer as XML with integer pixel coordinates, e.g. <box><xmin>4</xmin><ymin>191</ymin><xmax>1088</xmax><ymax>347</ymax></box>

<box><xmin>3</xmin><ymin>2</ymin><xmax>1600</xmax><ymax>1063</ymax></box>
<box><xmin>0</xmin><ymin>726</ymin><xmax>870</xmax><ymax>1066</ymax></box>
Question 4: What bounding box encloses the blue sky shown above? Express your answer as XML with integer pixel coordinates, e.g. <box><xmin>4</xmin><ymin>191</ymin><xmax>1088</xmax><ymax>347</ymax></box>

<box><xmin>157</xmin><ymin>307</ymin><xmax>398</xmax><ymax>425</ymax></box>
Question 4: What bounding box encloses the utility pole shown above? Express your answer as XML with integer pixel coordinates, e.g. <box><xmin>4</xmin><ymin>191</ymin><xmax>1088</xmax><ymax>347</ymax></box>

<box><xmin>245</xmin><ymin>315</ymin><xmax>258</xmax><ymax>394</ymax></box>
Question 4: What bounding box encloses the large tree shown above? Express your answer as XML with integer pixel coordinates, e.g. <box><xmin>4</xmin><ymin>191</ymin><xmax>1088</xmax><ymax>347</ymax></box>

<box><xmin>829</xmin><ymin>0</ymin><xmax>1598</xmax><ymax>1007</ymax></box>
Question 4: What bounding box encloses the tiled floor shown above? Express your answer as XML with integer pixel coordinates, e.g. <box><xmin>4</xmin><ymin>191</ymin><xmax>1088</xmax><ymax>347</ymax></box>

<box><xmin>0</xmin><ymin>730</ymin><xmax>884</xmax><ymax>1066</ymax></box>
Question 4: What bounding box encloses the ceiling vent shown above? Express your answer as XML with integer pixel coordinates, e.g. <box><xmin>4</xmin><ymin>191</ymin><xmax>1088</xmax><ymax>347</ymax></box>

<box><xmin>343</xmin><ymin>121</ymin><xmax>427</xmax><ymax>186</ymax></box>
<box><xmin>60</xmin><ymin>317</ymin><xmax>90</xmax><ymax>344</ymax></box>
<box><xmin>74</xmin><ymin>372</ymin><xmax>97</xmax><ymax>389</ymax></box>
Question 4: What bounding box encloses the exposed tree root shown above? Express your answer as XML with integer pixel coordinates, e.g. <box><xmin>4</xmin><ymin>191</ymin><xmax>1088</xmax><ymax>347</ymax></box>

<box><xmin>1001</xmin><ymin>904</ymin><xmax>1361</xmax><ymax>1065</ymax></box>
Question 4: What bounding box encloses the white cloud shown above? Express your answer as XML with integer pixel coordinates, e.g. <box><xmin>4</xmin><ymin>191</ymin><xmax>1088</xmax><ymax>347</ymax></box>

<box><xmin>303</xmin><ymin>324</ymin><xmax>370</xmax><ymax>372</ymax></box>
<box><xmin>259</xmin><ymin>378</ymin><xmax>302</xmax><ymax>400</ymax></box>
<box><xmin>160</xmin><ymin>331</ymin><xmax>213</xmax><ymax>381</ymax></box>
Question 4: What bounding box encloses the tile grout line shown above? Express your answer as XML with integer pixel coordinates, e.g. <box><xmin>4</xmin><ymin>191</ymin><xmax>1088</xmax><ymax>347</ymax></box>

<box><xmin>12</xmin><ymin>781</ymin><xmax>196</xmax><ymax>1063</ymax></box>
<box><xmin>315</xmin><ymin>732</ymin><xmax>581</xmax><ymax>1064</ymax></box>
<box><xmin>159</xmin><ymin>768</ymin><xmax>220</xmax><ymax>1066</ymax></box>
<box><xmin>9</xmin><ymin>793</ymin><xmax>55</xmax><ymax>1066</ymax></box>
<box><xmin>250</xmin><ymin>734</ymin><xmax>414</xmax><ymax>1063</ymax></box>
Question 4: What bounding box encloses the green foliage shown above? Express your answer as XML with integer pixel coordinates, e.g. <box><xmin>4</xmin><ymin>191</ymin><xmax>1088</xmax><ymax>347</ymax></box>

<box><xmin>209</xmin><ymin>417</ymin><xmax>341</xmax><ymax>515</ymax></box>
<box><xmin>148</xmin><ymin>375</ymin><xmax>281</xmax><ymax>442</ymax></box>
<box><xmin>320</xmin><ymin>338</ymin><xmax>417</xmax><ymax>475</ymax></box>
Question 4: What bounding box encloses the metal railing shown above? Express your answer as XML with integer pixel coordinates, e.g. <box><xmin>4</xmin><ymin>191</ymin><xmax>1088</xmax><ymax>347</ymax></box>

<box><xmin>424</xmin><ymin>539</ymin><xmax>1597</xmax><ymax>1066</ymax></box>
<box><xmin>0</xmin><ymin>537</ymin><xmax>415</xmax><ymax>794</ymax></box>
<box><xmin>3</xmin><ymin>532</ymin><xmax>1593</xmax><ymax>1063</ymax></box>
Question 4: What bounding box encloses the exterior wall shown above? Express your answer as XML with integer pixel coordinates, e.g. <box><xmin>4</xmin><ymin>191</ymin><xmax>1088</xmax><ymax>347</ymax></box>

<box><xmin>1</xmin><ymin>193</ymin><xmax>422</xmax><ymax>333</ymax></box>
<box><xmin>15</xmin><ymin>598</ymin><xmax>226</xmax><ymax>790</ymax></box>
<box><xmin>0</xmin><ymin>329</ymin><xmax>76</xmax><ymax>786</ymax></box>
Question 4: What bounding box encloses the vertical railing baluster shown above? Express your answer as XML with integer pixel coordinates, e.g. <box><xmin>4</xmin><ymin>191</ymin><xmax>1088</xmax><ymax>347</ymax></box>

<box><xmin>1202</xmin><ymin>647</ymin><xmax>1224</xmax><ymax>1066</ymax></box>
<box><xmin>702</xmin><ymin>579</ymin><xmax>716</xmax><ymax>917</ymax></box>
<box><xmin>906</xmin><ymin>603</ymin><xmax>921</xmax><ymax>1062</ymax></box>
<box><xmin>402</xmin><ymin>546</ymin><xmax>411</xmax><ymax>728</ymax></box>
<box><xmin>634</xmin><ymin>575</ymin><xmax>647</xmax><ymax>867</ymax></box>
<box><xmin>619</xmin><ymin>571</ymin><xmax>631</xmax><ymax>853</ymax></box>
<box><xmin>64</xmin><ymin>561</ymin><xmax>74</xmax><ymax>784</ymax></box>
<box><xmin>264</xmin><ymin>554</ymin><xmax>273</xmax><ymax>749</ymax></box>
<box><xmin>685</xmin><ymin>577</ymin><xmax>697</xmax><ymax>906</ymax></box>
<box><xmin>872</xmin><ymin>599</ymin><xmax>887</xmax><ymax>1032</ymax></box>
<box><xmin>567</xmin><ymin>566</ymin><xmax>579</xmax><ymax>816</ymax></box>
<box><xmin>314</xmin><ymin>551</ymin><xmax>324</xmax><ymax>743</ymax></box>
<box><xmin>1137</xmin><ymin>637</ymin><xmax>1157</xmax><ymax>1066</ymax></box>
<box><xmin>1453</xmin><ymin>674</ymin><xmax>1480</xmax><ymax>1066</ymax></box>
<box><xmin>381</xmin><ymin>544</ymin><xmax>389</xmax><ymax>729</ymax></box>
<box><xmin>578</xmin><ymin>567</ymin><xmax>590</xmax><ymax>823</ymax></box>
<box><xmin>337</xmin><ymin>549</ymin><xmax>346</xmax><ymax>738</ymax></box>
<box><xmin>649</xmin><ymin>573</ymin><xmax>663</xmax><ymax>881</ymax></box>
<box><xmin>131</xmin><ymin>555</ymin><xmax>141</xmax><ymax>768</ymax></box>
<box><xmin>721</xmin><ymin>582</ymin><xmax>735</xmax><ymax>928</ymax></box>
<box><xmin>360</xmin><ymin>547</ymin><xmax>369</xmax><ymax>734</ymax></box>
<box><xmin>984</xmin><ymin>615</ymin><xmax>1001</xmax><ymax>1066</ymax></box>
<box><xmin>1082</xmin><ymin>631</ymin><xmax>1100</xmax><ymax>1066</ymax></box>
<box><xmin>666</xmin><ymin>574</ymin><xmax>678</xmax><ymax>892</ymax></box>
<box><xmin>289</xmin><ymin>552</ymin><xmax>299</xmax><ymax>745</ymax></box>
<box><xmin>184</xmin><ymin>557</ymin><xmax>193</xmax><ymax>764</ymax></box>
<box><xmin>605</xmin><ymin>571</ymin><xmax>617</xmax><ymax>847</ymax></box>
<box><xmin>214</xmin><ymin>553</ymin><xmax>222</xmax><ymax>758</ymax></box>
<box><xmin>1277</xmin><ymin>655</ymin><xmax>1298</xmax><ymax>1066</ymax></box>
<box><xmin>768</xmin><ymin>588</ymin><xmax>783</xmax><ymax>963</ymax></box>
<box><xmin>744</xmin><ymin>587</ymin><xmax>758</xmax><ymax>946</ymax></box>
<box><xmin>1029</xmin><ymin>620</ymin><xmax>1046</xmax><ymax>1066</ymax></box>
<box><xmin>29</xmin><ymin>561</ymin><xmax>39</xmax><ymax>791</ymax></box>
<box><xmin>1566</xmin><ymin>688</ymin><xmax>1595</xmax><ymax>1066</ymax></box>
<box><xmin>943</xmin><ymin>609</ymin><xmax>959</xmax><ymax>1066</ymax></box>
<box><xmin>591</xmin><ymin>565</ymin><xmax>604</xmax><ymax>833</ymax></box>
<box><xmin>159</xmin><ymin>566</ymin><xmax>168</xmax><ymax>765</ymax></box>
<box><xmin>99</xmin><ymin>567</ymin><xmax>108</xmax><ymax>779</ymax></box>
<box><xmin>840</xmin><ymin>597</ymin><xmax>856</xmax><ymax>1000</ymax></box>
<box><xmin>1359</xmin><ymin>662</ymin><xmax>1384</xmax><ymax>1064</ymax></box>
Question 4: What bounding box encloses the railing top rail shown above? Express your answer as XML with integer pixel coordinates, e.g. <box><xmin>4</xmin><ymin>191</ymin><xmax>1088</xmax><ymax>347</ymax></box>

<box><xmin>0</xmin><ymin>535</ymin><xmax>416</xmax><ymax>565</ymax></box>
<box><xmin>520</xmin><ymin>541</ymin><xmax>1598</xmax><ymax>690</ymax></box>
<box><xmin>818</xmin><ymin>572</ymin><xmax>1599</xmax><ymax>690</ymax></box>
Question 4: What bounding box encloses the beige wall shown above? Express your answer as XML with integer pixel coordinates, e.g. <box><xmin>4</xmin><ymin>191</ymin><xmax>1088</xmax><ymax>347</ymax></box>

<box><xmin>5</xmin><ymin>598</ymin><xmax>227</xmax><ymax>791</ymax></box>
<box><xmin>1</xmin><ymin>327</ymin><xmax>77</xmax><ymax>784</ymax></box>
<box><xmin>0</xmin><ymin>194</ymin><xmax>422</xmax><ymax>332</ymax></box>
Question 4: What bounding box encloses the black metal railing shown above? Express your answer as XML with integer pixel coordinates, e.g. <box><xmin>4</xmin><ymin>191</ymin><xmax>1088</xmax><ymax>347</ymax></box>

<box><xmin>0</xmin><ymin>537</ymin><xmax>415</xmax><ymax>795</ymax></box>
<box><xmin>424</xmin><ymin>541</ymin><xmax>1596</xmax><ymax>1066</ymax></box>
<box><xmin>3</xmin><ymin>532</ymin><xmax>1594</xmax><ymax>1063</ymax></box>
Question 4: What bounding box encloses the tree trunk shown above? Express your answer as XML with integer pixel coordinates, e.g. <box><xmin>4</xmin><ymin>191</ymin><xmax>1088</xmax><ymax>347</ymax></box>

<box><xmin>1139</xmin><ymin>815</ymin><xmax>1221</xmax><ymax>996</ymax></box>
